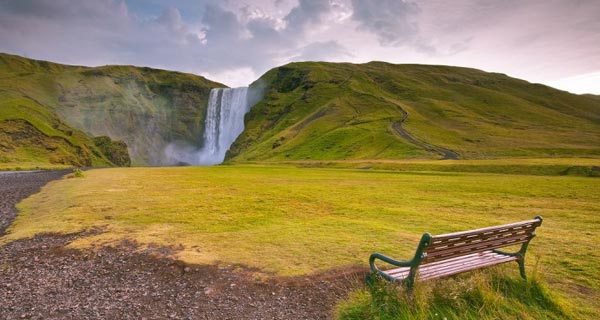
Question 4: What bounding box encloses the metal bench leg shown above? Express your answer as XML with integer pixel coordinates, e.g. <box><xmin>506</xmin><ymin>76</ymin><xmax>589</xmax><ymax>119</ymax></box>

<box><xmin>518</xmin><ymin>239</ymin><xmax>532</xmax><ymax>279</ymax></box>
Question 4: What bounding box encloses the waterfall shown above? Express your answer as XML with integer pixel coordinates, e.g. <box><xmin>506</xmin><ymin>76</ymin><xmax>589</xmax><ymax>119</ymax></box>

<box><xmin>163</xmin><ymin>87</ymin><xmax>251</xmax><ymax>166</ymax></box>
<box><xmin>197</xmin><ymin>87</ymin><xmax>250</xmax><ymax>165</ymax></box>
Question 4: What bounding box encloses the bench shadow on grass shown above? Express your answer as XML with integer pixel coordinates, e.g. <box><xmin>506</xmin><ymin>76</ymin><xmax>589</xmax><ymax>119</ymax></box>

<box><xmin>336</xmin><ymin>265</ymin><xmax>572</xmax><ymax>320</ymax></box>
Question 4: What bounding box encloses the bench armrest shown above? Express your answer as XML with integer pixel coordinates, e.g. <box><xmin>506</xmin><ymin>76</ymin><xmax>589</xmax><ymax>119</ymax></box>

<box><xmin>492</xmin><ymin>248</ymin><xmax>519</xmax><ymax>257</ymax></box>
<box><xmin>369</xmin><ymin>252</ymin><xmax>413</xmax><ymax>273</ymax></box>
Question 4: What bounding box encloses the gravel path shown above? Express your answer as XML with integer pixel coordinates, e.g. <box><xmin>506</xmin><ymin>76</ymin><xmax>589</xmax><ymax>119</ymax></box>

<box><xmin>0</xmin><ymin>170</ymin><xmax>72</xmax><ymax>236</ymax></box>
<box><xmin>0</xmin><ymin>170</ymin><xmax>363</xmax><ymax>319</ymax></box>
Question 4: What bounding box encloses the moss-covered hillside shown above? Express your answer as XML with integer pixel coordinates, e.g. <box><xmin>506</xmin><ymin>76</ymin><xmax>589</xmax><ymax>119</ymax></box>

<box><xmin>0</xmin><ymin>53</ymin><xmax>225</xmax><ymax>166</ymax></box>
<box><xmin>228</xmin><ymin>62</ymin><xmax>600</xmax><ymax>161</ymax></box>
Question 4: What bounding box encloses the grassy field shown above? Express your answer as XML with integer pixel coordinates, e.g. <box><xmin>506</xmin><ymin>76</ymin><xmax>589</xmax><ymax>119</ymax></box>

<box><xmin>2</xmin><ymin>164</ymin><xmax>599</xmax><ymax>318</ymax></box>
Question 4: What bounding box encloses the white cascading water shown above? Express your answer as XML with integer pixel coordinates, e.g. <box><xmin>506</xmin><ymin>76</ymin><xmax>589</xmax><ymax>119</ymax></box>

<box><xmin>163</xmin><ymin>87</ymin><xmax>251</xmax><ymax>165</ymax></box>
<box><xmin>196</xmin><ymin>87</ymin><xmax>250</xmax><ymax>165</ymax></box>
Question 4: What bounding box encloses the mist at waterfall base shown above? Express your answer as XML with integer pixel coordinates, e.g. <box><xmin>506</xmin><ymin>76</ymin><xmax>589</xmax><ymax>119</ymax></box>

<box><xmin>164</xmin><ymin>87</ymin><xmax>253</xmax><ymax>166</ymax></box>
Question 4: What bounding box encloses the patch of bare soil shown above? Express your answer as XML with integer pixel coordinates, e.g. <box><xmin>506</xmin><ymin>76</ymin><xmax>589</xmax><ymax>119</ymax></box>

<box><xmin>0</xmin><ymin>171</ymin><xmax>365</xmax><ymax>319</ymax></box>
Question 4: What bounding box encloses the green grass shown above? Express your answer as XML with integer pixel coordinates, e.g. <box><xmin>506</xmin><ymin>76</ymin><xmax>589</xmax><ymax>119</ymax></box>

<box><xmin>246</xmin><ymin>158</ymin><xmax>600</xmax><ymax>177</ymax></box>
<box><xmin>2</xmin><ymin>164</ymin><xmax>598</xmax><ymax>318</ymax></box>
<box><xmin>337</xmin><ymin>267</ymin><xmax>572</xmax><ymax>319</ymax></box>
<box><xmin>228</xmin><ymin>62</ymin><xmax>600</xmax><ymax>161</ymax></box>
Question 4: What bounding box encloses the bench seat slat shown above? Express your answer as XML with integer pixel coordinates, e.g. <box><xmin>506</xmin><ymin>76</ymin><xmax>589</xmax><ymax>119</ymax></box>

<box><xmin>385</xmin><ymin>250</ymin><xmax>502</xmax><ymax>277</ymax></box>
<box><xmin>383</xmin><ymin>251</ymin><xmax>517</xmax><ymax>281</ymax></box>
<box><xmin>419</xmin><ymin>252</ymin><xmax>516</xmax><ymax>279</ymax></box>
<box><xmin>420</xmin><ymin>254</ymin><xmax>516</xmax><ymax>281</ymax></box>
<box><xmin>385</xmin><ymin>251</ymin><xmax>508</xmax><ymax>278</ymax></box>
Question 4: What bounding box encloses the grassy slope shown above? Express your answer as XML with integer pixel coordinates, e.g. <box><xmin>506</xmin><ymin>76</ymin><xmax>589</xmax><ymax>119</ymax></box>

<box><xmin>2</xmin><ymin>165</ymin><xmax>598</xmax><ymax>318</ymax></box>
<box><xmin>0</xmin><ymin>53</ymin><xmax>225</xmax><ymax>166</ymax></box>
<box><xmin>228</xmin><ymin>62</ymin><xmax>600</xmax><ymax>161</ymax></box>
<box><xmin>0</xmin><ymin>92</ymin><xmax>114</xmax><ymax>167</ymax></box>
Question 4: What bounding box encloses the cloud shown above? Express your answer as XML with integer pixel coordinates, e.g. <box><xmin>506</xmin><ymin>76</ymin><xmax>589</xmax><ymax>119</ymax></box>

<box><xmin>194</xmin><ymin>0</ymin><xmax>351</xmax><ymax>84</ymax></box>
<box><xmin>283</xmin><ymin>0</ymin><xmax>334</xmax><ymax>36</ymax></box>
<box><xmin>0</xmin><ymin>0</ymin><xmax>599</xmax><ymax>93</ymax></box>
<box><xmin>292</xmin><ymin>41</ymin><xmax>353</xmax><ymax>62</ymax></box>
<box><xmin>350</xmin><ymin>0</ymin><xmax>421</xmax><ymax>46</ymax></box>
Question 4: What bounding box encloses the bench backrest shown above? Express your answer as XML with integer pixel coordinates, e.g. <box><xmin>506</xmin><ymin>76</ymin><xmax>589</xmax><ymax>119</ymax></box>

<box><xmin>421</xmin><ymin>217</ymin><xmax>542</xmax><ymax>264</ymax></box>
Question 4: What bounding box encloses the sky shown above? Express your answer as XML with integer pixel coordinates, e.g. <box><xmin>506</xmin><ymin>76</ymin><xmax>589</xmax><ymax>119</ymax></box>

<box><xmin>0</xmin><ymin>0</ymin><xmax>599</xmax><ymax>94</ymax></box>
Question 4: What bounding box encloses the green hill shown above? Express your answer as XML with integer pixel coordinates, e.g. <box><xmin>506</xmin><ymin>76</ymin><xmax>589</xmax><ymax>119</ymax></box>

<box><xmin>227</xmin><ymin>62</ymin><xmax>600</xmax><ymax>161</ymax></box>
<box><xmin>0</xmin><ymin>53</ymin><xmax>225</xmax><ymax>166</ymax></box>
<box><xmin>2</xmin><ymin>55</ymin><xmax>598</xmax><ymax>167</ymax></box>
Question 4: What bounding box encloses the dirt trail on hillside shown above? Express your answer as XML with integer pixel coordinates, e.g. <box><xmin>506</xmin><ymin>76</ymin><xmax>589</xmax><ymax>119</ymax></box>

<box><xmin>354</xmin><ymin>88</ymin><xmax>459</xmax><ymax>160</ymax></box>
<box><xmin>0</xmin><ymin>171</ymin><xmax>364</xmax><ymax>319</ymax></box>
<box><xmin>392</xmin><ymin>109</ymin><xmax>459</xmax><ymax>160</ymax></box>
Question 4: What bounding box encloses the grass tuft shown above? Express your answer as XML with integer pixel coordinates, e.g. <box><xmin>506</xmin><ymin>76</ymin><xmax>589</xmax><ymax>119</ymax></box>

<box><xmin>71</xmin><ymin>168</ymin><xmax>84</xmax><ymax>178</ymax></box>
<box><xmin>337</xmin><ymin>267</ymin><xmax>571</xmax><ymax>320</ymax></box>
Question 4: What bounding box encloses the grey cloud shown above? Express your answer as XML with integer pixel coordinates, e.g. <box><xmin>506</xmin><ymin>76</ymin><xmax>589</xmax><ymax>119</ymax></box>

<box><xmin>351</xmin><ymin>0</ymin><xmax>421</xmax><ymax>46</ymax></box>
<box><xmin>284</xmin><ymin>0</ymin><xmax>333</xmax><ymax>35</ymax></box>
<box><xmin>202</xmin><ymin>5</ymin><xmax>243</xmax><ymax>42</ymax></box>
<box><xmin>195</xmin><ymin>0</ymin><xmax>349</xmax><ymax>75</ymax></box>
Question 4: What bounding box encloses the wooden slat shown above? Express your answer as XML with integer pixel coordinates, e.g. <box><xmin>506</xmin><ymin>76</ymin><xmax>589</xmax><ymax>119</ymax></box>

<box><xmin>383</xmin><ymin>266</ymin><xmax>410</xmax><ymax>279</ymax></box>
<box><xmin>383</xmin><ymin>251</ymin><xmax>518</xmax><ymax>281</ymax></box>
<box><xmin>419</xmin><ymin>252</ymin><xmax>516</xmax><ymax>279</ymax></box>
<box><xmin>427</xmin><ymin>230</ymin><xmax>532</xmax><ymax>256</ymax></box>
<box><xmin>385</xmin><ymin>251</ymin><xmax>500</xmax><ymax>278</ymax></box>
<box><xmin>429</xmin><ymin>225</ymin><xmax>536</xmax><ymax>250</ymax></box>
<box><xmin>423</xmin><ymin>220</ymin><xmax>541</xmax><ymax>264</ymax></box>
<box><xmin>424</xmin><ymin>234</ymin><xmax>530</xmax><ymax>263</ymax></box>
<box><xmin>419</xmin><ymin>255</ymin><xmax>516</xmax><ymax>281</ymax></box>
<box><xmin>428</xmin><ymin>232</ymin><xmax>532</xmax><ymax>254</ymax></box>
<box><xmin>420</xmin><ymin>251</ymin><xmax>503</xmax><ymax>270</ymax></box>
<box><xmin>431</xmin><ymin>219</ymin><xmax>541</xmax><ymax>242</ymax></box>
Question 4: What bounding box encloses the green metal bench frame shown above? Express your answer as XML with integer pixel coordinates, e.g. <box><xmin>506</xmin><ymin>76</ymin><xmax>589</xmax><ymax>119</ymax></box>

<box><xmin>368</xmin><ymin>216</ymin><xmax>543</xmax><ymax>289</ymax></box>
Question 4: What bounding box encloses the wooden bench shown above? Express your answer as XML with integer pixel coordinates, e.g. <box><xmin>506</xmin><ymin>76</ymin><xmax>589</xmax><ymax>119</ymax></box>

<box><xmin>368</xmin><ymin>216</ymin><xmax>543</xmax><ymax>289</ymax></box>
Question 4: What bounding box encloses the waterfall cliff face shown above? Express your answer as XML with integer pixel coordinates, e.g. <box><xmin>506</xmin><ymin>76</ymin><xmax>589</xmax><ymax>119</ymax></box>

<box><xmin>197</xmin><ymin>87</ymin><xmax>250</xmax><ymax>165</ymax></box>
